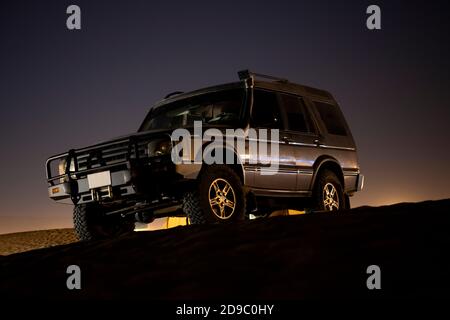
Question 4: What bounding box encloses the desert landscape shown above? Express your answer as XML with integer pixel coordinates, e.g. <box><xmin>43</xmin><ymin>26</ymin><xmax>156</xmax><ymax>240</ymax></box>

<box><xmin>0</xmin><ymin>229</ymin><xmax>77</xmax><ymax>256</ymax></box>
<box><xmin>1</xmin><ymin>199</ymin><xmax>449</xmax><ymax>299</ymax></box>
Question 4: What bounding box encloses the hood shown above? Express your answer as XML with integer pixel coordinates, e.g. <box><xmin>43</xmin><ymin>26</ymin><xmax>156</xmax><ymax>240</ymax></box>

<box><xmin>74</xmin><ymin>128</ymin><xmax>174</xmax><ymax>153</ymax></box>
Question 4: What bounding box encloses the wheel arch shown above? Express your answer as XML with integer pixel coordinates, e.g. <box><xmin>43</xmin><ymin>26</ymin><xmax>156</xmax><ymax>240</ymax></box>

<box><xmin>198</xmin><ymin>142</ymin><xmax>246</xmax><ymax>185</ymax></box>
<box><xmin>175</xmin><ymin>141</ymin><xmax>245</xmax><ymax>184</ymax></box>
<box><xmin>310</xmin><ymin>157</ymin><xmax>345</xmax><ymax>191</ymax></box>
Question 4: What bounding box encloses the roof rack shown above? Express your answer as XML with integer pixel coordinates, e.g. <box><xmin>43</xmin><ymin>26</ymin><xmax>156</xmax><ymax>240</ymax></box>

<box><xmin>164</xmin><ymin>91</ymin><xmax>184</xmax><ymax>99</ymax></box>
<box><xmin>238</xmin><ymin>70</ymin><xmax>288</xmax><ymax>83</ymax></box>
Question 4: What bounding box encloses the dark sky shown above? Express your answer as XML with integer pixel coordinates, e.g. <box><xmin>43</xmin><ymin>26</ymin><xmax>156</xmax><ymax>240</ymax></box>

<box><xmin>1</xmin><ymin>0</ymin><xmax>449</xmax><ymax>233</ymax></box>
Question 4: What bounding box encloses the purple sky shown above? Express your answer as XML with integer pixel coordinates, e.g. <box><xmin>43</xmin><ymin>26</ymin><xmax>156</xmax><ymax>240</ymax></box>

<box><xmin>1</xmin><ymin>0</ymin><xmax>449</xmax><ymax>233</ymax></box>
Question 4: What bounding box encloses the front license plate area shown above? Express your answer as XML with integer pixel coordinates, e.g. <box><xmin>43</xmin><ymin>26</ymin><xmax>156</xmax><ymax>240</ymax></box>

<box><xmin>87</xmin><ymin>171</ymin><xmax>111</xmax><ymax>189</ymax></box>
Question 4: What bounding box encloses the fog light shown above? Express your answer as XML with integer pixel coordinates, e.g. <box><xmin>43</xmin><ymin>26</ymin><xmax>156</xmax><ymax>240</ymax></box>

<box><xmin>52</xmin><ymin>187</ymin><xmax>60</xmax><ymax>194</ymax></box>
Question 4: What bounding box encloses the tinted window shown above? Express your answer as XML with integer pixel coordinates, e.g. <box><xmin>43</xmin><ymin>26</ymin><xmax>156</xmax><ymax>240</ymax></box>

<box><xmin>251</xmin><ymin>90</ymin><xmax>283</xmax><ymax>129</ymax></box>
<box><xmin>140</xmin><ymin>89</ymin><xmax>244</xmax><ymax>131</ymax></box>
<box><xmin>314</xmin><ymin>101</ymin><xmax>347</xmax><ymax>136</ymax></box>
<box><xmin>279</xmin><ymin>94</ymin><xmax>314</xmax><ymax>133</ymax></box>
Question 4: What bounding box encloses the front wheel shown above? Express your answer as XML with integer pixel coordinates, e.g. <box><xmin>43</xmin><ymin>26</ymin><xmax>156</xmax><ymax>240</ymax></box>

<box><xmin>182</xmin><ymin>165</ymin><xmax>246</xmax><ymax>224</ymax></box>
<box><xmin>73</xmin><ymin>204</ymin><xmax>135</xmax><ymax>241</ymax></box>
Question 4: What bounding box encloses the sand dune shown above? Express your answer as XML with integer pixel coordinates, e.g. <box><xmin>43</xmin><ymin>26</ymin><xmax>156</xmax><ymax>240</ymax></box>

<box><xmin>0</xmin><ymin>229</ymin><xmax>77</xmax><ymax>256</ymax></box>
<box><xmin>0</xmin><ymin>212</ymin><xmax>302</xmax><ymax>255</ymax></box>
<box><xmin>1</xmin><ymin>199</ymin><xmax>449</xmax><ymax>299</ymax></box>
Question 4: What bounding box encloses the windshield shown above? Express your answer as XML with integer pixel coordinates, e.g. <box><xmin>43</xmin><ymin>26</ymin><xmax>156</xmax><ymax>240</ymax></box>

<box><xmin>139</xmin><ymin>89</ymin><xmax>246</xmax><ymax>131</ymax></box>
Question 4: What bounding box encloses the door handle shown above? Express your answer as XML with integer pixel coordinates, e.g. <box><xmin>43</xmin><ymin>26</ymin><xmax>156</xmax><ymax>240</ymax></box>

<box><xmin>314</xmin><ymin>139</ymin><xmax>324</xmax><ymax>146</ymax></box>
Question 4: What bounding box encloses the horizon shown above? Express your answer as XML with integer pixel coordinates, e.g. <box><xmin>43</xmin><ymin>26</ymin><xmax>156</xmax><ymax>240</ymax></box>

<box><xmin>2</xmin><ymin>197</ymin><xmax>449</xmax><ymax>235</ymax></box>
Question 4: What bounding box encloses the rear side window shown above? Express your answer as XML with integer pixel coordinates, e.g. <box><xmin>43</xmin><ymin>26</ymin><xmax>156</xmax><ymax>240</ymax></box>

<box><xmin>251</xmin><ymin>90</ymin><xmax>283</xmax><ymax>129</ymax></box>
<box><xmin>279</xmin><ymin>94</ymin><xmax>315</xmax><ymax>133</ymax></box>
<box><xmin>314</xmin><ymin>101</ymin><xmax>348</xmax><ymax>136</ymax></box>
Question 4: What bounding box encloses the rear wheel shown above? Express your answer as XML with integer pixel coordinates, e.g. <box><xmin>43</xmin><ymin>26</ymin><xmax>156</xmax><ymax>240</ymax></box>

<box><xmin>182</xmin><ymin>165</ymin><xmax>246</xmax><ymax>224</ymax></box>
<box><xmin>73</xmin><ymin>204</ymin><xmax>135</xmax><ymax>241</ymax></box>
<box><xmin>311</xmin><ymin>169</ymin><xmax>346</xmax><ymax>212</ymax></box>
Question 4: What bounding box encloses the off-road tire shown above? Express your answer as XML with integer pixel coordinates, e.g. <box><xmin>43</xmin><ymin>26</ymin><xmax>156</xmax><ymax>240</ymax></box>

<box><xmin>182</xmin><ymin>165</ymin><xmax>246</xmax><ymax>224</ymax></box>
<box><xmin>73</xmin><ymin>204</ymin><xmax>135</xmax><ymax>241</ymax></box>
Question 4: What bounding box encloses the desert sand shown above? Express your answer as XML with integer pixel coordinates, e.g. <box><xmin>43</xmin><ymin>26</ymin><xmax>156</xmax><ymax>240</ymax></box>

<box><xmin>0</xmin><ymin>212</ymin><xmax>297</xmax><ymax>255</ymax></box>
<box><xmin>0</xmin><ymin>229</ymin><xmax>78</xmax><ymax>256</ymax></box>
<box><xmin>1</xmin><ymin>199</ymin><xmax>449</xmax><ymax>299</ymax></box>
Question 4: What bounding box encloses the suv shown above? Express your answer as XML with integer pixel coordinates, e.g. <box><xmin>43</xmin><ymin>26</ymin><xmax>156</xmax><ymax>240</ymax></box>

<box><xmin>46</xmin><ymin>70</ymin><xmax>364</xmax><ymax>241</ymax></box>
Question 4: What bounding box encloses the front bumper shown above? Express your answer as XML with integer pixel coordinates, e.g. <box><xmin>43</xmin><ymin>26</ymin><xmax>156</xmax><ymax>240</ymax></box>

<box><xmin>48</xmin><ymin>169</ymin><xmax>135</xmax><ymax>204</ymax></box>
<box><xmin>46</xmin><ymin>133</ymin><xmax>182</xmax><ymax>205</ymax></box>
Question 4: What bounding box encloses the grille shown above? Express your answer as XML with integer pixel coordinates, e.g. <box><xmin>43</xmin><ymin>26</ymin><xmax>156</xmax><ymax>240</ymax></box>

<box><xmin>76</xmin><ymin>141</ymin><xmax>147</xmax><ymax>171</ymax></box>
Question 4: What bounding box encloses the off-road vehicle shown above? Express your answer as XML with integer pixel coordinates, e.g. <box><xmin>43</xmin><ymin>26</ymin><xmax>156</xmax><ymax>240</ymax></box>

<box><xmin>46</xmin><ymin>70</ymin><xmax>364</xmax><ymax>240</ymax></box>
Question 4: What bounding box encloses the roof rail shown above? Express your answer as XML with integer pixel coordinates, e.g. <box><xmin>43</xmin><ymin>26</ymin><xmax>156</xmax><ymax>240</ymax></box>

<box><xmin>238</xmin><ymin>70</ymin><xmax>288</xmax><ymax>83</ymax></box>
<box><xmin>164</xmin><ymin>91</ymin><xmax>184</xmax><ymax>99</ymax></box>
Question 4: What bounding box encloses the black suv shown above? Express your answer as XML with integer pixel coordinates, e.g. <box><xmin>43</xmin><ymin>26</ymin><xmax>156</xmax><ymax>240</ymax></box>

<box><xmin>46</xmin><ymin>70</ymin><xmax>364</xmax><ymax>240</ymax></box>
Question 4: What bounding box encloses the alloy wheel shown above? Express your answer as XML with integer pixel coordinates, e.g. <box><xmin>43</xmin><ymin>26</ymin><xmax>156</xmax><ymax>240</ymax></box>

<box><xmin>323</xmin><ymin>182</ymin><xmax>340</xmax><ymax>211</ymax></box>
<box><xmin>208</xmin><ymin>178</ymin><xmax>236</xmax><ymax>219</ymax></box>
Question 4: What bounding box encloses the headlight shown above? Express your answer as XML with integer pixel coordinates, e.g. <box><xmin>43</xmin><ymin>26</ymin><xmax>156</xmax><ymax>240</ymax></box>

<box><xmin>58</xmin><ymin>159</ymin><xmax>67</xmax><ymax>176</ymax></box>
<box><xmin>58</xmin><ymin>158</ymin><xmax>75</xmax><ymax>180</ymax></box>
<box><xmin>147</xmin><ymin>139</ymin><xmax>172</xmax><ymax>157</ymax></box>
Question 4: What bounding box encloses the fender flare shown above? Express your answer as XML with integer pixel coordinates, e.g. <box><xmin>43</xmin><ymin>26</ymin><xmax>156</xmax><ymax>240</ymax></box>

<box><xmin>310</xmin><ymin>157</ymin><xmax>344</xmax><ymax>190</ymax></box>
<box><xmin>176</xmin><ymin>140</ymin><xmax>246</xmax><ymax>184</ymax></box>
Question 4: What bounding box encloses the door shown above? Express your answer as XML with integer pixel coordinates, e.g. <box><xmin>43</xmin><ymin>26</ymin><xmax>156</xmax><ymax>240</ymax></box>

<box><xmin>248</xmin><ymin>89</ymin><xmax>297</xmax><ymax>191</ymax></box>
<box><xmin>277</xmin><ymin>93</ymin><xmax>319</xmax><ymax>191</ymax></box>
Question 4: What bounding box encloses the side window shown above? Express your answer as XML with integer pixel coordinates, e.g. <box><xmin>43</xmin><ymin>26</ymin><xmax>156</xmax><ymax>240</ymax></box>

<box><xmin>314</xmin><ymin>101</ymin><xmax>348</xmax><ymax>136</ymax></box>
<box><xmin>251</xmin><ymin>89</ymin><xmax>283</xmax><ymax>129</ymax></box>
<box><xmin>279</xmin><ymin>94</ymin><xmax>315</xmax><ymax>133</ymax></box>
